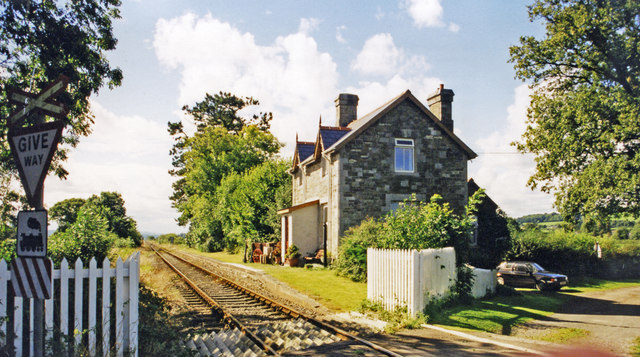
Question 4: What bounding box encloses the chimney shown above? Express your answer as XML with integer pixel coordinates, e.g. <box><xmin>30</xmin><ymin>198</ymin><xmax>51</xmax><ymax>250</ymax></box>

<box><xmin>335</xmin><ymin>93</ymin><xmax>359</xmax><ymax>127</ymax></box>
<box><xmin>427</xmin><ymin>84</ymin><xmax>454</xmax><ymax>131</ymax></box>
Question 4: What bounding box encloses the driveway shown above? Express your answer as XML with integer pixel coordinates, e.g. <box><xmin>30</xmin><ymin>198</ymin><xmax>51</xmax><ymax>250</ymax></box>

<box><xmin>512</xmin><ymin>285</ymin><xmax>640</xmax><ymax>356</ymax></box>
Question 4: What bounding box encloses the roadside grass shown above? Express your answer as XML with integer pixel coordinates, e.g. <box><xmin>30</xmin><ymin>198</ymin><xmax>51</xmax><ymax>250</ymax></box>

<box><xmin>563</xmin><ymin>277</ymin><xmax>640</xmax><ymax>293</ymax></box>
<box><xmin>428</xmin><ymin>291</ymin><xmax>569</xmax><ymax>335</ymax></box>
<box><xmin>536</xmin><ymin>327</ymin><xmax>590</xmax><ymax>343</ymax></box>
<box><xmin>160</xmin><ymin>243</ymin><xmax>367</xmax><ymax>311</ymax></box>
<box><xmin>631</xmin><ymin>337</ymin><xmax>640</xmax><ymax>357</ymax></box>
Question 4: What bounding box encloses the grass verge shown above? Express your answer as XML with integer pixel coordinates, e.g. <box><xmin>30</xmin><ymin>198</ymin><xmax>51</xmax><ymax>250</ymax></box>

<box><xmin>536</xmin><ymin>327</ymin><xmax>590</xmax><ymax>343</ymax></box>
<box><xmin>564</xmin><ymin>277</ymin><xmax>640</xmax><ymax>293</ymax></box>
<box><xmin>160</xmin><ymin>244</ymin><xmax>367</xmax><ymax>311</ymax></box>
<box><xmin>428</xmin><ymin>291</ymin><xmax>569</xmax><ymax>335</ymax></box>
<box><xmin>632</xmin><ymin>337</ymin><xmax>640</xmax><ymax>357</ymax></box>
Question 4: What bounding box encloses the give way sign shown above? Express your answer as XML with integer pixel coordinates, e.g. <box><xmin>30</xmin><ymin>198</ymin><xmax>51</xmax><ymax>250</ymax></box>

<box><xmin>8</xmin><ymin>121</ymin><xmax>64</xmax><ymax>207</ymax></box>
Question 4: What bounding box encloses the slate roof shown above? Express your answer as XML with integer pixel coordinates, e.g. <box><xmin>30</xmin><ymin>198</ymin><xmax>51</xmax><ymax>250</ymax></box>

<box><xmin>319</xmin><ymin>126</ymin><xmax>351</xmax><ymax>150</ymax></box>
<box><xmin>296</xmin><ymin>142</ymin><xmax>315</xmax><ymax>162</ymax></box>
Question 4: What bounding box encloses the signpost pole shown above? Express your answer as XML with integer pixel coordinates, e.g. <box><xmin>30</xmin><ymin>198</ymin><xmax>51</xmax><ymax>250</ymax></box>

<box><xmin>32</xmin><ymin>114</ymin><xmax>45</xmax><ymax>357</ymax></box>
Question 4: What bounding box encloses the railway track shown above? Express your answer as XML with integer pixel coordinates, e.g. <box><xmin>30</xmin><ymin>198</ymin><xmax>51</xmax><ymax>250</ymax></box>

<box><xmin>149</xmin><ymin>244</ymin><xmax>402</xmax><ymax>356</ymax></box>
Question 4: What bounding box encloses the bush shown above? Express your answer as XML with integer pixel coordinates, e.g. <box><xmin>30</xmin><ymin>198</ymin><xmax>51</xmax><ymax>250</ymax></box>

<box><xmin>48</xmin><ymin>205</ymin><xmax>115</xmax><ymax>267</ymax></box>
<box><xmin>613</xmin><ymin>227</ymin><xmax>630</xmax><ymax>240</ymax></box>
<box><xmin>113</xmin><ymin>237</ymin><xmax>137</xmax><ymax>248</ymax></box>
<box><xmin>630</xmin><ymin>224</ymin><xmax>640</xmax><ymax>240</ymax></box>
<box><xmin>156</xmin><ymin>233</ymin><xmax>185</xmax><ymax>245</ymax></box>
<box><xmin>334</xmin><ymin>217</ymin><xmax>384</xmax><ymax>282</ymax></box>
<box><xmin>0</xmin><ymin>239</ymin><xmax>15</xmax><ymax>262</ymax></box>
<box><xmin>335</xmin><ymin>193</ymin><xmax>478</xmax><ymax>282</ymax></box>
<box><xmin>198</xmin><ymin>238</ymin><xmax>218</xmax><ymax>253</ymax></box>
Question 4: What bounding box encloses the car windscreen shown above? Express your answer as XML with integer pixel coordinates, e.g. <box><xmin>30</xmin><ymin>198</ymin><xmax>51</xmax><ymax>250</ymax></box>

<box><xmin>531</xmin><ymin>263</ymin><xmax>545</xmax><ymax>272</ymax></box>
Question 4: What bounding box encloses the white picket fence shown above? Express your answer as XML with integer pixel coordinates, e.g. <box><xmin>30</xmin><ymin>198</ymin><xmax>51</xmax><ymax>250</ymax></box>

<box><xmin>368</xmin><ymin>247</ymin><xmax>458</xmax><ymax>316</ymax></box>
<box><xmin>0</xmin><ymin>253</ymin><xmax>140</xmax><ymax>357</ymax></box>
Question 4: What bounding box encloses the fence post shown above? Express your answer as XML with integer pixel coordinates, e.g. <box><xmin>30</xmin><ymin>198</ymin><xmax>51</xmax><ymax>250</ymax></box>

<box><xmin>14</xmin><ymin>297</ymin><xmax>22</xmax><ymax>356</ymax></box>
<box><xmin>129</xmin><ymin>252</ymin><xmax>139</xmax><ymax>357</ymax></box>
<box><xmin>115</xmin><ymin>257</ymin><xmax>124</xmax><ymax>357</ymax></box>
<box><xmin>0</xmin><ymin>260</ymin><xmax>7</xmax><ymax>343</ymax></box>
<box><xmin>88</xmin><ymin>258</ymin><xmax>98</xmax><ymax>354</ymax></box>
<box><xmin>74</xmin><ymin>259</ymin><xmax>84</xmax><ymax>348</ymax></box>
<box><xmin>102</xmin><ymin>257</ymin><xmax>111</xmax><ymax>357</ymax></box>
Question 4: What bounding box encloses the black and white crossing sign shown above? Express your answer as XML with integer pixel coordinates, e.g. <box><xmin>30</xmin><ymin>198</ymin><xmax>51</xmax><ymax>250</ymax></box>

<box><xmin>11</xmin><ymin>257</ymin><xmax>52</xmax><ymax>299</ymax></box>
<box><xmin>8</xmin><ymin>121</ymin><xmax>64</xmax><ymax>207</ymax></box>
<box><xmin>8</xmin><ymin>75</ymin><xmax>68</xmax><ymax>127</ymax></box>
<box><xmin>16</xmin><ymin>210</ymin><xmax>48</xmax><ymax>257</ymax></box>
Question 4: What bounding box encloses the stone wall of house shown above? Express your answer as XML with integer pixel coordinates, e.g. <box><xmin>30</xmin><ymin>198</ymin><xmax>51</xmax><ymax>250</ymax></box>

<box><xmin>338</xmin><ymin>99</ymin><xmax>469</xmax><ymax>237</ymax></box>
<box><xmin>292</xmin><ymin>159</ymin><xmax>329</xmax><ymax>205</ymax></box>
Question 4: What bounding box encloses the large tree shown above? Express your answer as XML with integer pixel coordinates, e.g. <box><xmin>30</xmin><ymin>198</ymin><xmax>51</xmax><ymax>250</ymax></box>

<box><xmin>169</xmin><ymin>92</ymin><xmax>281</xmax><ymax>249</ymax></box>
<box><xmin>0</xmin><ymin>0</ymin><xmax>122</xmax><ymax>182</ymax></box>
<box><xmin>510</xmin><ymin>0</ymin><xmax>640</xmax><ymax>222</ymax></box>
<box><xmin>49</xmin><ymin>192</ymin><xmax>142</xmax><ymax>246</ymax></box>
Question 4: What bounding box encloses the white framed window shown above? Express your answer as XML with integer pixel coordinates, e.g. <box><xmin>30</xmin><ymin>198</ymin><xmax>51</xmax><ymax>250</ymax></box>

<box><xmin>395</xmin><ymin>138</ymin><xmax>414</xmax><ymax>172</ymax></box>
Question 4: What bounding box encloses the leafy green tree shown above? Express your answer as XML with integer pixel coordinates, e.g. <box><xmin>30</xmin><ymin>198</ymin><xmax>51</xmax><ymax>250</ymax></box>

<box><xmin>510</xmin><ymin>0</ymin><xmax>640</xmax><ymax>222</ymax></box>
<box><xmin>48</xmin><ymin>204</ymin><xmax>116</xmax><ymax>266</ymax></box>
<box><xmin>0</xmin><ymin>0</ymin><xmax>123</xmax><ymax>179</ymax></box>
<box><xmin>49</xmin><ymin>197</ymin><xmax>86</xmax><ymax>232</ymax></box>
<box><xmin>215</xmin><ymin>159</ymin><xmax>291</xmax><ymax>251</ymax></box>
<box><xmin>49</xmin><ymin>192</ymin><xmax>142</xmax><ymax>246</ymax></box>
<box><xmin>0</xmin><ymin>174</ymin><xmax>22</xmax><ymax>240</ymax></box>
<box><xmin>169</xmin><ymin>93</ymin><xmax>281</xmax><ymax>249</ymax></box>
<box><xmin>87</xmin><ymin>192</ymin><xmax>142</xmax><ymax>245</ymax></box>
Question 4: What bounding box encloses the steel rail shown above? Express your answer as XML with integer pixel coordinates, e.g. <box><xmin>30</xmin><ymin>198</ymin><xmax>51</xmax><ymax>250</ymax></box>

<box><xmin>153</xmin><ymin>244</ymin><xmax>402</xmax><ymax>357</ymax></box>
<box><xmin>150</xmin><ymin>245</ymin><xmax>281</xmax><ymax>356</ymax></box>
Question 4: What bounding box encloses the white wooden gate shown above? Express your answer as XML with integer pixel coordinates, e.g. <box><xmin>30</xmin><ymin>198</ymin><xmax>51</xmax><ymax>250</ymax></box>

<box><xmin>0</xmin><ymin>252</ymin><xmax>139</xmax><ymax>356</ymax></box>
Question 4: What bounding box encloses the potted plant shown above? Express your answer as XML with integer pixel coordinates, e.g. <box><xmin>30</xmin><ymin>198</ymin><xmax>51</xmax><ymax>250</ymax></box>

<box><xmin>285</xmin><ymin>244</ymin><xmax>301</xmax><ymax>267</ymax></box>
<box><xmin>272</xmin><ymin>242</ymin><xmax>282</xmax><ymax>265</ymax></box>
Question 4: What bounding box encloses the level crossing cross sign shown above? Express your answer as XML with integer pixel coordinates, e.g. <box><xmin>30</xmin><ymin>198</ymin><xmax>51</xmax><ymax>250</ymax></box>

<box><xmin>7</xmin><ymin>75</ymin><xmax>68</xmax><ymax>127</ymax></box>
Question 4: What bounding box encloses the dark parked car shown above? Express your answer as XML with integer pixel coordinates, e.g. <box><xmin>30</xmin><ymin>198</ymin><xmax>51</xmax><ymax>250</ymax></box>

<box><xmin>496</xmin><ymin>261</ymin><xmax>568</xmax><ymax>291</ymax></box>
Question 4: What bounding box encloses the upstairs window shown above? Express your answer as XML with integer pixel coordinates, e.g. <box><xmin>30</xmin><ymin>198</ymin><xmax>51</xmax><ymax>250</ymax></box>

<box><xmin>395</xmin><ymin>138</ymin><xmax>414</xmax><ymax>172</ymax></box>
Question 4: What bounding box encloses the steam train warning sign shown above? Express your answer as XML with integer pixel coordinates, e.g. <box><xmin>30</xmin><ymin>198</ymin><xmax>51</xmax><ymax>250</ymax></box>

<box><xmin>17</xmin><ymin>210</ymin><xmax>47</xmax><ymax>257</ymax></box>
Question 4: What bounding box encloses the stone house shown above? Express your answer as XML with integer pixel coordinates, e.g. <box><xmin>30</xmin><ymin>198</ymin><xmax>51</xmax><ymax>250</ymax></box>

<box><xmin>277</xmin><ymin>86</ymin><xmax>477</xmax><ymax>261</ymax></box>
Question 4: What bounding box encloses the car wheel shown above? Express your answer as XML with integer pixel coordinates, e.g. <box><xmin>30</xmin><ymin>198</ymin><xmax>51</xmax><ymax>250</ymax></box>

<box><xmin>497</xmin><ymin>277</ymin><xmax>505</xmax><ymax>285</ymax></box>
<box><xmin>536</xmin><ymin>282</ymin><xmax>545</xmax><ymax>291</ymax></box>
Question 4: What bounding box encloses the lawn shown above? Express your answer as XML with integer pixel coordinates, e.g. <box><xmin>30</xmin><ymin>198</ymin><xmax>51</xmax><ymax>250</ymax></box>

<box><xmin>159</xmin><ymin>243</ymin><xmax>367</xmax><ymax>312</ymax></box>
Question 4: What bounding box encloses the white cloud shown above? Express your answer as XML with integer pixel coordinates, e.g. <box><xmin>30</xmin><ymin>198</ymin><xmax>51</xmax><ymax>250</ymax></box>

<box><xmin>348</xmin><ymin>33</ymin><xmax>440</xmax><ymax>112</ymax></box>
<box><xmin>351</xmin><ymin>33</ymin><xmax>401</xmax><ymax>77</ymax></box>
<box><xmin>45</xmin><ymin>101</ymin><xmax>181</xmax><ymax>234</ymax></box>
<box><xmin>406</xmin><ymin>0</ymin><xmax>443</xmax><ymax>27</ymax></box>
<box><xmin>404</xmin><ymin>0</ymin><xmax>458</xmax><ymax>32</ymax></box>
<box><xmin>336</xmin><ymin>25</ymin><xmax>347</xmax><ymax>44</ymax></box>
<box><xmin>468</xmin><ymin>84</ymin><xmax>555</xmax><ymax>217</ymax></box>
<box><xmin>153</xmin><ymin>13</ymin><xmax>339</xmax><ymax>156</ymax></box>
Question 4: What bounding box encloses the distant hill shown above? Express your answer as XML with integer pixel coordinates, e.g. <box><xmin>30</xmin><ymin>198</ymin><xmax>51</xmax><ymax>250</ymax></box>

<box><xmin>516</xmin><ymin>213</ymin><xmax>562</xmax><ymax>224</ymax></box>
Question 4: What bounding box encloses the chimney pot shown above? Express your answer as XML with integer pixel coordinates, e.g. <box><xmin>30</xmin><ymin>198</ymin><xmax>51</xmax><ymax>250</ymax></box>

<box><xmin>427</xmin><ymin>85</ymin><xmax>454</xmax><ymax>131</ymax></box>
<box><xmin>335</xmin><ymin>93</ymin><xmax>359</xmax><ymax>127</ymax></box>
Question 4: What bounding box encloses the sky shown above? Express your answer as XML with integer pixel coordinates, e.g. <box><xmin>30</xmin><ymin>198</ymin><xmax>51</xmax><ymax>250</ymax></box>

<box><xmin>43</xmin><ymin>0</ymin><xmax>555</xmax><ymax>235</ymax></box>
